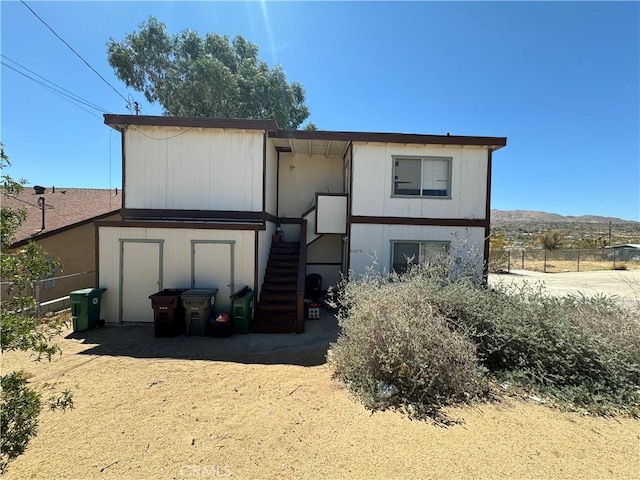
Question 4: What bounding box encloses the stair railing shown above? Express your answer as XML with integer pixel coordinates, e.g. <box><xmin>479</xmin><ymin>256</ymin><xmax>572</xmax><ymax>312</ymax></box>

<box><xmin>295</xmin><ymin>219</ymin><xmax>307</xmax><ymax>333</ymax></box>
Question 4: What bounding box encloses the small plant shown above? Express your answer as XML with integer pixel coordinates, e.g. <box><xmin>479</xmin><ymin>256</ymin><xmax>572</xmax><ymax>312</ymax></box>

<box><xmin>612</xmin><ymin>263</ymin><xmax>627</xmax><ymax>271</ymax></box>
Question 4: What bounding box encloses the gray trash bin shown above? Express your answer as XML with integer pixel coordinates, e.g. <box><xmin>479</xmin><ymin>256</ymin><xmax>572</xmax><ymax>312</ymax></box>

<box><xmin>181</xmin><ymin>289</ymin><xmax>219</xmax><ymax>336</ymax></box>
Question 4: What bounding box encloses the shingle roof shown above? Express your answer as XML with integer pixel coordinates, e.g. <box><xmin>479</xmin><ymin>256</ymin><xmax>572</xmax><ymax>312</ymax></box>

<box><xmin>2</xmin><ymin>186</ymin><xmax>121</xmax><ymax>247</ymax></box>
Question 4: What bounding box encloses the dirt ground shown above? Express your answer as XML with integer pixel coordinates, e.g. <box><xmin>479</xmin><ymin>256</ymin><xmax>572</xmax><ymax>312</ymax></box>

<box><xmin>2</xmin><ymin>323</ymin><xmax>639</xmax><ymax>480</ymax></box>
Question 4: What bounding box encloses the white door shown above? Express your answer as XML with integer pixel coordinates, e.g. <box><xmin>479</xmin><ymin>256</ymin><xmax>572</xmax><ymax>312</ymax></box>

<box><xmin>192</xmin><ymin>241</ymin><xmax>234</xmax><ymax>313</ymax></box>
<box><xmin>120</xmin><ymin>240</ymin><xmax>163</xmax><ymax>323</ymax></box>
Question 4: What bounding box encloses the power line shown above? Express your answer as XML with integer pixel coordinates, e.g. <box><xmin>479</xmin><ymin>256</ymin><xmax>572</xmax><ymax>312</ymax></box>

<box><xmin>1</xmin><ymin>54</ymin><xmax>109</xmax><ymax>113</ymax></box>
<box><xmin>2</xmin><ymin>61</ymin><xmax>104</xmax><ymax>118</ymax></box>
<box><xmin>20</xmin><ymin>0</ymin><xmax>130</xmax><ymax>106</ymax></box>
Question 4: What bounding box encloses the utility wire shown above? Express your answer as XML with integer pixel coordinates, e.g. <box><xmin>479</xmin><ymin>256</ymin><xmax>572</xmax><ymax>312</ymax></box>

<box><xmin>20</xmin><ymin>0</ymin><xmax>130</xmax><ymax>105</ymax></box>
<box><xmin>2</xmin><ymin>62</ymin><xmax>103</xmax><ymax>118</ymax></box>
<box><xmin>1</xmin><ymin>54</ymin><xmax>109</xmax><ymax>113</ymax></box>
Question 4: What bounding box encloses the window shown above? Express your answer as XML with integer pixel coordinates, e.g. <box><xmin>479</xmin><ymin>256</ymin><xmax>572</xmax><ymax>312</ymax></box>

<box><xmin>391</xmin><ymin>241</ymin><xmax>449</xmax><ymax>273</ymax></box>
<box><xmin>392</xmin><ymin>156</ymin><xmax>451</xmax><ymax>197</ymax></box>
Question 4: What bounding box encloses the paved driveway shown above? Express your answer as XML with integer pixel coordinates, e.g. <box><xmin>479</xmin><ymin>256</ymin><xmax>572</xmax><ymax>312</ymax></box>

<box><xmin>488</xmin><ymin>269</ymin><xmax>640</xmax><ymax>307</ymax></box>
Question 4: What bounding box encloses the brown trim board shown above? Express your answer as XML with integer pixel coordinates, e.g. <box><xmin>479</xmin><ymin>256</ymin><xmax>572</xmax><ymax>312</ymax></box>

<box><xmin>350</xmin><ymin>216</ymin><xmax>488</xmax><ymax>228</ymax></box>
<box><xmin>122</xmin><ymin>209</ymin><xmax>277</xmax><ymax>224</ymax></box>
<box><xmin>262</xmin><ymin>131</ymin><xmax>267</xmax><ymax>216</ymax></box>
<box><xmin>483</xmin><ymin>149</ymin><xmax>493</xmax><ymax>281</ymax></box>
<box><xmin>105</xmin><ymin>114</ymin><xmax>278</xmax><ymax>131</ymax></box>
<box><xmin>254</xmin><ymin>231</ymin><xmax>259</xmax><ymax>303</ymax></box>
<box><xmin>96</xmin><ymin>220</ymin><xmax>264</xmax><ymax>231</ymax></box>
<box><xmin>95</xmin><ymin>223</ymin><xmax>100</xmax><ymax>288</ymax></box>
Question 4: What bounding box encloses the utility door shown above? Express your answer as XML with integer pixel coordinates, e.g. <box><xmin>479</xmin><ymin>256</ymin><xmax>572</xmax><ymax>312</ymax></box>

<box><xmin>120</xmin><ymin>240</ymin><xmax>163</xmax><ymax>323</ymax></box>
<box><xmin>191</xmin><ymin>240</ymin><xmax>234</xmax><ymax>313</ymax></box>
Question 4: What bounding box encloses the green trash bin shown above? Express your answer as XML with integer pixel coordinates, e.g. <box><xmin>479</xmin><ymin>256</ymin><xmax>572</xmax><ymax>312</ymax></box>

<box><xmin>70</xmin><ymin>288</ymin><xmax>106</xmax><ymax>333</ymax></box>
<box><xmin>231</xmin><ymin>289</ymin><xmax>254</xmax><ymax>334</ymax></box>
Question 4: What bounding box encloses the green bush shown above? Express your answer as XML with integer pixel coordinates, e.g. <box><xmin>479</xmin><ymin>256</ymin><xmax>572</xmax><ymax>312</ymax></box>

<box><xmin>328</xmin><ymin>261</ymin><xmax>640</xmax><ymax>419</ymax></box>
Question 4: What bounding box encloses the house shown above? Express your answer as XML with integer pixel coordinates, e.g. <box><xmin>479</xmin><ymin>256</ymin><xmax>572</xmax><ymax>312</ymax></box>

<box><xmin>2</xmin><ymin>187</ymin><xmax>121</xmax><ymax>305</ymax></box>
<box><xmin>97</xmin><ymin>115</ymin><xmax>506</xmax><ymax>333</ymax></box>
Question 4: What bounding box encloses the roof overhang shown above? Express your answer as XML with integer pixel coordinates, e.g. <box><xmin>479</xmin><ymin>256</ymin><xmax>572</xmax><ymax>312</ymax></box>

<box><xmin>103</xmin><ymin>114</ymin><xmax>507</xmax><ymax>152</ymax></box>
<box><xmin>104</xmin><ymin>114</ymin><xmax>278</xmax><ymax>132</ymax></box>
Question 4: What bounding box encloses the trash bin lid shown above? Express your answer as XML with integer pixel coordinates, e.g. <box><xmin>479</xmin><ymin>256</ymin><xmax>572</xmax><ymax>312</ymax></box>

<box><xmin>70</xmin><ymin>288</ymin><xmax>107</xmax><ymax>296</ymax></box>
<box><xmin>182</xmin><ymin>288</ymin><xmax>219</xmax><ymax>305</ymax></box>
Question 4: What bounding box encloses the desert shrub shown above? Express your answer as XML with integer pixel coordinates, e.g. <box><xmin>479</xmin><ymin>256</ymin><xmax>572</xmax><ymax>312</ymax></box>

<box><xmin>328</xmin><ymin>266</ymin><xmax>488</xmax><ymax>421</ymax></box>
<box><xmin>329</xmin><ymin>260</ymin><xmax>640</xmax><ymax>418</ymax></box>
<box><xmin>422</xmin><ymin>280</ymin><xmax>640</xmax><ymax>415</ymax></box>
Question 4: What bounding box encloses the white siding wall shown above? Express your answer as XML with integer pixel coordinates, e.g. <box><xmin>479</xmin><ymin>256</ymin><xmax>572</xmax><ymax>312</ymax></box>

<box><xmin>351</xmin><ymin>143</ymin><xmax>488</xmax><ymax>219</ymax></box>
<box><xmin>124</xmin><ymin>126</ymin><xmax>264</xmax><ymax>211</ymax></box>
<box><xmin>278</xmin><ymin>153</ymin><xmax>343</xmax><ymax>218</ymax></box>
<box><xmin>349</xmin><ymin>224</ymin><xmax>486</xmax><ymax>279</ymax></box>
<box><xmin>98</xmin><ymin>226</ymin><xmax>256</xmax><ymax>323</ymax></box>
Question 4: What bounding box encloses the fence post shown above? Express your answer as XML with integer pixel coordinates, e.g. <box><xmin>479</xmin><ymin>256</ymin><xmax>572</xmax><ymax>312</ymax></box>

<box><xmin>613</xmin><ymin>249</ymin><xmax>616</xmax><ymax>269</ymax></box>
<box><xmin>577</xmin><ymin>250</ymin><xmax>580</xmax><ymax>272</ymax></box>
<box><xmin>521</xmin><ymin>250</ymin><xmax>525</xmax><ymax>269</ymax></box>
<box><xmin>34</xmin><ymin>281</ymin><xmax>41</xmax><ymax>317</ymax></box>
<box><xmin>507</xmin><ymin>250</ymin><xmax>511</xmax><ymax>272</ymax></box>
<box><xmin>543</xmin><ymin>250</ymin><xmax>547</xmax><ymax>273</ymax></box>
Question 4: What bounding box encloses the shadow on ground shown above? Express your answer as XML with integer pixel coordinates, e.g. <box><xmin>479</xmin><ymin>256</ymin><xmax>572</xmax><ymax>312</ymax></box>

<box><xmin>66</xmin><ymin>310</ymin><xmax>339</xmax><ymax>367</ymax></box>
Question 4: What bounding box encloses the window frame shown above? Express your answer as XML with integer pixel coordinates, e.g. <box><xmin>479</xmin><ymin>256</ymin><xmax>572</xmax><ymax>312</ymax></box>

<box><xmin>391</xmin><ymin>155</ymin><xmax>453</xmax><ymax>199</ymax></box>
<box><xmin>390</xmin><ymin>240</ymin><xmax>450</xmax><ymax>274</ymax></box>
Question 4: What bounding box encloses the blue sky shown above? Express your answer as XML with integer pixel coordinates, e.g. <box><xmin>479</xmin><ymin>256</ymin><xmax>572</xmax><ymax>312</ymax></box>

<box><xmin>1</xmin><ymin>1</ymin><xmax>639</xmax><ymax>221</ymax></box>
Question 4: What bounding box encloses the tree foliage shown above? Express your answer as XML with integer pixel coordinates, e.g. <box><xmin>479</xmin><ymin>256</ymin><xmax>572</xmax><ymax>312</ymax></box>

<box><xmin>107</xmin><ymin>17</ymin><xmax>310</xmax><ymax>128</ymax></box>
<box><xmin>537</xmin><ymin>230</ymin><xmax>565</xmax><ymax>251</ymax></box>
<box><xmin>0</xmin><ymin>144</ymin><xmax>72</xmax><ymax>474</ymax></box>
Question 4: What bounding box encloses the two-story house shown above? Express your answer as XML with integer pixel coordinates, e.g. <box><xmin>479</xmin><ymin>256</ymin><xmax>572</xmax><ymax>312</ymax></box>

<box><xmin>97</xmin><ymin>115</ymin><xmax>506</xmax><ymax>333</ymax></box>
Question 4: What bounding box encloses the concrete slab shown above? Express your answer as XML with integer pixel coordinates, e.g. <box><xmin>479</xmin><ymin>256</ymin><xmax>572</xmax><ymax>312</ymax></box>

<box><xmin>66</xmin><ymin>308</ymin><xmax>340</xmax><ymax>366</ymax></box>
<box><xmin>489</xmin><ymin>269</ymin><xmax>640</xmax><ymax>307</ymax></box>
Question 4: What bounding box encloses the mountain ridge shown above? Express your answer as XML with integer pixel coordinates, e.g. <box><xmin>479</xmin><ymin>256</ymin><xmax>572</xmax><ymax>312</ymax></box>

<box><xmin>491</xmin><ymin>209</ymin><xmax>639</xmax><ymax>225</ymax></box>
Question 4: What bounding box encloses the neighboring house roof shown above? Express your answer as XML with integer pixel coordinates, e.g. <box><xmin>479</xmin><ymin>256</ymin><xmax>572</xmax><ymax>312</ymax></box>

<box><xmin>2</xmin><ymin>187</ymin><xmax>122</xmax><ymax>248</ymax></box>
<box><xmin>104</xmin><ymin>114</ymin><xmax>508</xmax><ymax>152</ymax></box>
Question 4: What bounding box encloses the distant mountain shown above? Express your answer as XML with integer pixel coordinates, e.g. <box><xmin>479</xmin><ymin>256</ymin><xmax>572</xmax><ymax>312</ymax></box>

<box><xmin>491</xmin><ymin>209</ymin><xmax>639</xmax><ymax>225</ymax></box>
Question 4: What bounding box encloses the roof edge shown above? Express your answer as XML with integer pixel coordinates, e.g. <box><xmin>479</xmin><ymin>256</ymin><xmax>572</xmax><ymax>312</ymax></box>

<box><xmin>104</xmin><ymin>114</ymin><xmax>279</xmax><ymax>131</ymax></box>
<box><xmin>10</xmin><ymin>209</ymin><xmax>122</xmax><ymax>249</ymax></box>
<box><xmin>104</xmin><ymin>114</ymin><xmax>506</xmax><ymax>149</ymax></box>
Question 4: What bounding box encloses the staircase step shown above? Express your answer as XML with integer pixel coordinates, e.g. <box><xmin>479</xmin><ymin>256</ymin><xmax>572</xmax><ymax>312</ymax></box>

<box><xmin>268</xmin><ymin>259</ymin><xmax>298</xmax><ymax>268</ymax></box>
<box><xmin>260</xmin><ymin>291</ymin><xmax>297</xmax><ymax>302</ymax></box>
<box><xmin>256</xmin><ymin>303</ymin><xmax>297</xmax><ymax>313</ymax></box>
<box><xmin>269</xmin><ymin>253</ymin><xmax>299</xmax><ymax>262</ymax></box>
<box><xmin>271</xmin><ymin>241</ymin><xmax>299</xmax><ymax>249</ymax></box>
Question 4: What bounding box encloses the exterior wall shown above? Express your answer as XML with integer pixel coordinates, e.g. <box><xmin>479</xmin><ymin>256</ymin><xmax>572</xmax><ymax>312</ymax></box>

<box><xmin>307</xmin><ymin>235</ymin><xmax>343</xmax><ymax>290</ymax></box>
<box><xmin>349</xmin><ymin>224</ymin><xmax>486</xmax><ymax>279</ymax></box>
<box><xmin>265</xmin><ymin>141</ymin><xmax>278</xmax><ymax>216</ymax></box>
<box><xmin>98</xmin><ymin>226</ymin><xmax>256</xmax><ymax>323</ymax></box>
<box><xmin>351</xmin><ymin>142</ymin><xmax>488</xmax><ymax>219</ymax></box>
<box><xmin>3</xmin><ymin>213</ymin><xmax>120</xmax><ymax>304</ymax></box>
<box><xmin>124</xmin><ymin>126</ymin><xmax>264</xmax><ymax>211</ymax></box>
<box><xmin>257</xmin><ymin>222</ymin><xmax>276</xmax><ymax>302</ymax></box>
<box><xmin>278</xmin><ymin>153</ymin><xmax>344</xmax><ymax>219</ymax></box>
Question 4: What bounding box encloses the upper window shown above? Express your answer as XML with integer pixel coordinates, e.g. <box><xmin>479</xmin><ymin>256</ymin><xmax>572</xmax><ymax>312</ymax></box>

<box><xmin>392</xmin><ymin>156</ymin><xmax>452</xmax><ymax>197</ymax></box>
<box><xmin>391</xmin><ymin>241</ymin><xmax>449</xmax><ymax>274</ymax></box>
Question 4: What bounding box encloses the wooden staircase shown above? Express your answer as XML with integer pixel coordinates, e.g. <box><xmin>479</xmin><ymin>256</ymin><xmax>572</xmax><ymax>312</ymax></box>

<box><xmin>253</xmin><ymin>241</ymin><xmax>303</xmax><ymax>333</ymax></box>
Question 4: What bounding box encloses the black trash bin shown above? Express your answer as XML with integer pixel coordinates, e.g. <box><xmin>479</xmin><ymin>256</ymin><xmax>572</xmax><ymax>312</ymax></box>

<box><xmin>181</xmin><ymin>289</ymin><xmax>219</xmax><ymax>336</ymax></box>
<box><xmin>149</xmin><ymin>289</ymin><xmax>188</xmax><ymax>338</ymax></box>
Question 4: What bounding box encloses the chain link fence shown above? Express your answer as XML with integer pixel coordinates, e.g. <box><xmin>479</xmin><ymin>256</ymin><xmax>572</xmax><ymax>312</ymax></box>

<box><xmin>1</xmin><ymin>271</ymin><xmax>96</xmax><ymax>314</ymax></box>
<box><xmin>491</xmin><ymin>249</ymin><xmax>640</xmax><ymax>273</ymax></box>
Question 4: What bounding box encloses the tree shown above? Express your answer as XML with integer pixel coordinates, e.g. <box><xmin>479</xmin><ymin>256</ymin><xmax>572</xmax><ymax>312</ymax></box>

<box><xmin>107</xmin><ymin>17</ymin><xmax>310</xmax><ymax>129</ymax></box>
<box><xmin>0</xmin><ymin>143</ymin><xmax>72</xmax><ymax>474</ymax></box>
<box><xmin>537</xmin><ymin>230</ymin><xmax>565</xmax><ymax>251</ymax></box>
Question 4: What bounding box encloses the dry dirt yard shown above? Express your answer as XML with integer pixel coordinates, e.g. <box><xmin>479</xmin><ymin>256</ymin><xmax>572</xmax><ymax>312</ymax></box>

<box><xmin>2</xmin><ymin>323</ymin><xmax>639</xmax><ymax>480</ymax></box>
